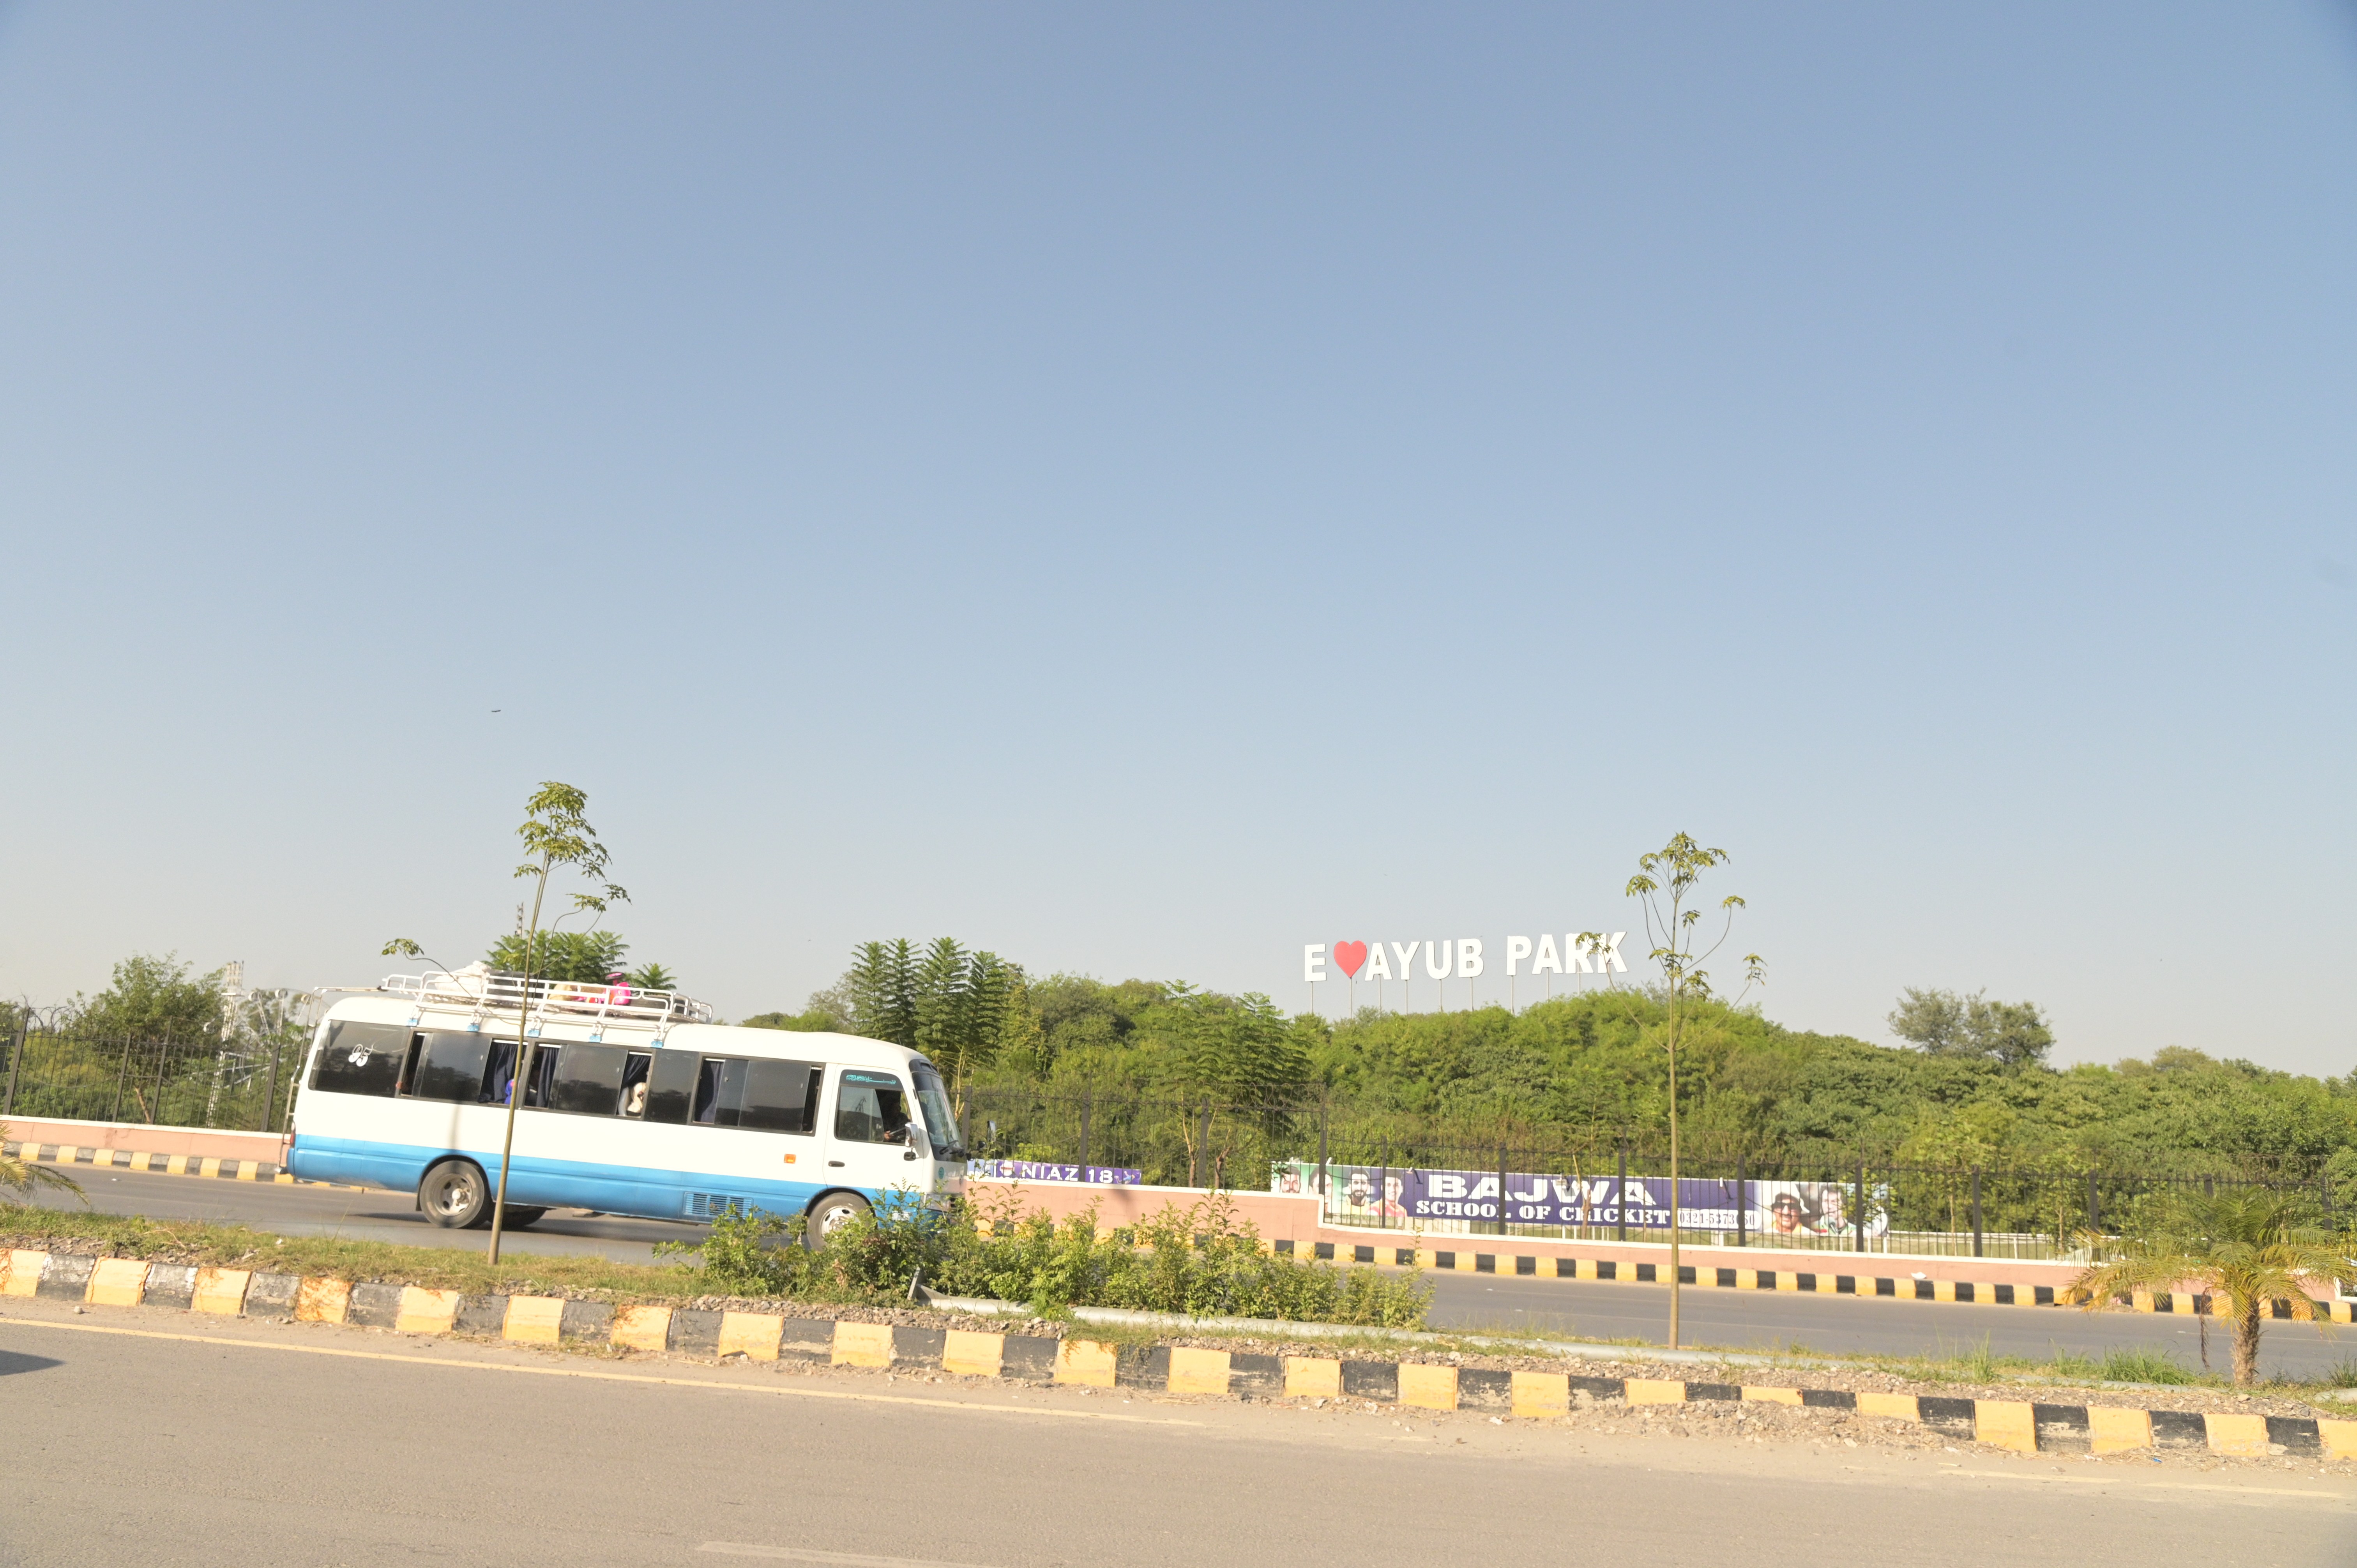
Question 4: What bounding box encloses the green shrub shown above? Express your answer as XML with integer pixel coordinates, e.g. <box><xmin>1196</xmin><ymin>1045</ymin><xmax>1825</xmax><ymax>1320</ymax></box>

<box><xmin>658</xmin><ymin>1188</ymin><xmax>1432</xmax><ymax>1328</ymax></box>
<box><xmin>653</xmin><ymin>1206</ymin><xmax>812</xmax><ymax>1297</ymax></box>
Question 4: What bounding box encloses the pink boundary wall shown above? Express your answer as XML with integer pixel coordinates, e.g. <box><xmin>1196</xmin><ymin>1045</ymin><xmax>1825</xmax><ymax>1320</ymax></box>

<box><xmin>0</xmin><ymin>1114</ymin><xmax>289</xmax><ymax>1164</ymax></box>
<box><xmin>967</xmin><ymin>1178</ymin><xmax>2171</xmax><ymax>1291</ymax></box>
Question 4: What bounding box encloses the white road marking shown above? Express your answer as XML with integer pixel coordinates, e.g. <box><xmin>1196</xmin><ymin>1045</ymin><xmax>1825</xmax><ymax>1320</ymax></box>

<box><xmin>700</xmin><ymin>1545</ymin><xmax>998</xmax><ymax>1567</ymax></box>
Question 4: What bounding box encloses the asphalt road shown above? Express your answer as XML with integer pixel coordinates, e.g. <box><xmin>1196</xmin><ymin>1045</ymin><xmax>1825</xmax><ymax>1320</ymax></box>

<box><xmin>23</xmin><ymin>1168</ymin><xmax>2357</xmax><ymax>1379</ymax></box>
<box><xmin>19</xmin><ymin>1164</ymin><xmax>697</xmax><ymax>1260</ymax></box>
<box><xmin>3</xmin><ymin>1296</ymin><xmax>2350</xmax><ymax>1568</ymax></box>
<box><xmin>1419</xmin><ymin>1269</ymin><xmax>2357</xmax><ymax>1380</ymax></box>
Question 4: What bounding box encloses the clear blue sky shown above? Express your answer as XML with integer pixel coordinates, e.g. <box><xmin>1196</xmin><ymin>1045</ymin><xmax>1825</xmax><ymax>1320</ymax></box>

<box><xmin>4</xmin><ymin>4</ymin><xmax>2353</xmax><ymax>1072</ymax></box>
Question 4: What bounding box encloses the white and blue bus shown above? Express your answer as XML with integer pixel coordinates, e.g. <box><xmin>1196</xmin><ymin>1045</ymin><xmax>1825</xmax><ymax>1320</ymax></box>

<box><xmin>287</xmin><ymin>972</ymin><xmax>965</xmax><ymax>1242</ymax></box>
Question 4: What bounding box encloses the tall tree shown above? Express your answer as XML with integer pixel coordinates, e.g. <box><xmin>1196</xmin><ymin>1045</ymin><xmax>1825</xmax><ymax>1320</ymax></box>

<box><xmin>847</xmin><ymin>939</ymin><xmax>919</xmax><ymax>1046</ymax></box>
<box><xmin>1603</xmin><ymin>833</ymin><xmax>1762</xmax><ymax>1352</ymax></box>
<box><xmin>68</xmin><ymin>954</ymin><xmax>224</xmax><ymax>1041</ymax></box>
<box><xmin>1889</xmin><ymin>987</ymin><xmax>2054</xmax><ymax>1068</ymax></box>
<box><xmin>386</xmin><ymin>780</ymin><xmax>624</xmax><ymax>1264</ymax></box>
<box><xmin>841</xmin><ymin>938</ymin><xmax>1019</xmax><ymax>1099</ymax></box>
<box><xmin>486</xmin><ymin>929</ymin><xmax>628</xmax><ymax>984</ymax></box>
<box><xmin>1171</xmin><ymin>988</ymin><xmax>1311</xmax><ymax>1105</ymax></box>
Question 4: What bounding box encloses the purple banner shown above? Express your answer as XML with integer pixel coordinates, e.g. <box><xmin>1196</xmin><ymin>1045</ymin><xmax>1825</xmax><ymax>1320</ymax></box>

<box><xmin>1276</xmin><ymin>1161</ymin><xmax>1885</xmax><ymax>1237</ymax></box>
<box><xmin>966</xmin><ymin>1159</ymin><xmax>1141</xmax><ymax>1185</ymax></box>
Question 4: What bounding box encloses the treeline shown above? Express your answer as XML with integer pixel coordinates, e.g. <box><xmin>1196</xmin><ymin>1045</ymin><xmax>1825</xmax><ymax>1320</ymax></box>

<box><xmin>756</xmin><ymin>945</ymin><xmax>2357</xmax><ymax>1182</ymax></box>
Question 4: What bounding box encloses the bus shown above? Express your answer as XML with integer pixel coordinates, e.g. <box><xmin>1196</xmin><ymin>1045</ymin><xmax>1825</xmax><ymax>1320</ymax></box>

<box><xmin>286</xmin><ymin>971</ymin><xmax>965</xmax><ymax>1243</ymax></box>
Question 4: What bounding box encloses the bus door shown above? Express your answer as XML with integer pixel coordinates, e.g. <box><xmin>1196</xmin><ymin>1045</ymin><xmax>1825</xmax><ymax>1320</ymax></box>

<box><xmin>823</xmin><ymin>1067</ymin><xmax>927</xmax><ymax>1204</ymax></box>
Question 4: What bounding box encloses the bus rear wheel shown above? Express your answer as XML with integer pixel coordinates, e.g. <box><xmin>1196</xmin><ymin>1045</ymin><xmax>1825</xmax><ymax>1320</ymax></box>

<box><xmin>419</xmin><ymin>1160</ymin><xmax>489</xmax><ymax>1229</ymax></box>
<box><xmin>805</xmin><ymin>1192</ymin><xmax>871</xmax><ymax>1249</ymax></box>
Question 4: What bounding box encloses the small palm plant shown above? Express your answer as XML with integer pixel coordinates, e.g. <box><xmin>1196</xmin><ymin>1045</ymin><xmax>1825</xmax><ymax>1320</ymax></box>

<box><xmin>2071</xmin><ymin>1189</ymin><xmax>2353</xmax><ymax>1387</ymax></box>
<box><xmin>1</xmin><ymin>1128</ymin><xmax>85</xmax><ymax>1203</ymax></box>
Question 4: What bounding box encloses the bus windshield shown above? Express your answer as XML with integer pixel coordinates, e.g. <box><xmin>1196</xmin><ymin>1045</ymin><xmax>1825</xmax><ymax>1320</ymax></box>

<box><xmin>910</xmin><ymin>1063</ymin><xmax>961</xmax><ymax>1159</ymax></box>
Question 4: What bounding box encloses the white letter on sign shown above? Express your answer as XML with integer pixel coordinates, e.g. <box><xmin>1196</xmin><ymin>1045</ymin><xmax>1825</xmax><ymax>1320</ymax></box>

<box><xmin>1568</xmin><ymin>934</ymin><xmax>1593</xmax><ymax>974</ymax></box>
<box><xmin>1598</xmin><ymin>931</ymin><xmax>1627</xmax><ymax>973</ymax></box>
<box><xmin>1531</xmin><ymin>934</ymin><xmax>1562</xmax><ymax>975</ymax></box>
<box><xmin>1303</xmin><ymin>944</ymin><xmax>1327</xmax><ymax>983</ymax></box>
<box><xmin>1366</xmin><ymin>943</ymin><xmax>1394</xmax><ymax>980</ymax></box>
<box><xmin>1391</xmin><ymin>941</ymin><xmax>1418</xmax><ymax>980</ymax></box>
<box><xmin>1457</xmin><ymin>938</ymin><xmax>1484</xmax><ymax>978</ymax></box>
<box><xmin>1422</xmin><ymin>940</ymin><xmax>1452</xmax><ymax>980</ymax></box>
<box><xmin>1505</xmin><ymin>935</ymin><xmax>1531</xmax><ymax>975</ymax></box>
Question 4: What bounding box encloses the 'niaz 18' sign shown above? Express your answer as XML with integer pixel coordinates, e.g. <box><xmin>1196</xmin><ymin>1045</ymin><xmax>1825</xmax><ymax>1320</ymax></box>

<box><xmin>1303</xmin><ymin>934</ymin><xmax>1627</xmax><ymax>982</ymax></box>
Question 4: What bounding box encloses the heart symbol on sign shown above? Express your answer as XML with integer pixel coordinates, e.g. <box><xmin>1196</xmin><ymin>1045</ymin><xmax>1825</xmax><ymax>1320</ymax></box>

<box><xmin>1333</xmin><ymin>941</ymin><xmax>1368</xmax><ymax>978</ymax></box>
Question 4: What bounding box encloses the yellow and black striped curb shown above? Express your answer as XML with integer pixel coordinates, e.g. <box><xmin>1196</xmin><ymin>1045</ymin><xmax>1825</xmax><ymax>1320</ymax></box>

<box><xmin>2</xmin><ymin>1248</ymin><xmax>2343</xmax><ymax>1461</ymax></box>
<box><xmin>1277</xmin><ymin>1240</ymin><xmax>2357</xmax><ymax>1323</ymax></box>
<box><xmin>1</xmin><ymin>1139</ymin><xmax>370</xmax><ymax>1192</ymax></box>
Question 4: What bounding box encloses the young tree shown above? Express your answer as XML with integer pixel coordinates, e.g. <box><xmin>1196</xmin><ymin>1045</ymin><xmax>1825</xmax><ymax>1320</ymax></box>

<box><xmin>1598</xmin><ymin>833</ymin><xmax>1762</xmax><ymax>1351</ymax></box>
<box><xmin>2071</xmin><ymin>1190</ymin><xmax>2353</xmax><ymax>1386</ymax></box>
<box><xmin>386</xmin><ymin>781</ymin><xmax>624</xmax><ymax>1264</ymax></box>
<box><xmin>1</xmin><ymin>1133</ymin><xmax>83</xmax><ymax>1202</ymax></box>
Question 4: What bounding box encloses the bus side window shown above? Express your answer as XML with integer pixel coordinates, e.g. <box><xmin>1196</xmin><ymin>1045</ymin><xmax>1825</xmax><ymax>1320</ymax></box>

<box><xmin>479</xmin><ymin>1040</ymin><xmax>516</xmax><ymax>1104</ymax></box>
<box><xmin>309</xmin><ymin>1023</ymin><xmax>408</xmax><ymax>1097</ymax></box>
<box><xmin>693</xmin><ymin>1057</ymin><xmax>748</xmax><ymax>1127</ymax></box>
<box><xmin>643</xmin><ymin>1050</ymin><xmax>698</xmax><ymax>1124</ymax></box>
<box><xmin>741</xmin><ymin>1060</ymin><xmax>822</xmax><ymax>1134</ymax></box>
<box><xmin>523</xmin><ymin>1045</ymin><xmax>561</xmax><ymax>1108</ymax></box>
<box><xmin>834</xmin><ymin>1069</ymin><xmax>914</xmax><ymax>1144</ymax></box>
<box><xmin>549</xmin><ymin>1043</ymin><xmax>628</xmax><ymax>1116</ymax></box>
<box><xmin>410</xmin><ymin>1033</ymin><xmax>492</xmax><ymax>1102</ymax></box>
<box><xmin>477</xmin><ymin>1041</ymin><xmax>560</xmax><ymax>1107</ymax></box>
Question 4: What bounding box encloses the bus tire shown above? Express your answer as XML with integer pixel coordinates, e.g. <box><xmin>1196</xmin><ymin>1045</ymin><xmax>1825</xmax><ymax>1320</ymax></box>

<box><xmin>500</xmin><ymin>1206</ymin><xmax>548</xmax><ymax>1231</ymax></box>
<box><xmin>805</xmin><ymin>1191</ymin><xmax>871</xmax><ymax>1248</ymax></box>
<box><xmin>419</xmin><ymin>1159</ymin><xmax>489</xmax><ymax>1229</ymax></box>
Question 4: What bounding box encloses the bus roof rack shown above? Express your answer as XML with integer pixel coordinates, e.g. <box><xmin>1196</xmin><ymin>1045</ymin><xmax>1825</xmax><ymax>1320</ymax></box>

<box><xmin>379</xmin><ymin>969</ymin><xmax>714</xmax><ymax>1029</ymax></box>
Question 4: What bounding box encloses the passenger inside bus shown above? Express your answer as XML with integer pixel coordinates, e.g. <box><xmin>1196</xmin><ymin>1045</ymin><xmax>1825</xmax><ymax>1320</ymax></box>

<box><xmin>620</xmin><ymin>1052</ymin><xmax>652</xmax><ymax>1117</ymax></box>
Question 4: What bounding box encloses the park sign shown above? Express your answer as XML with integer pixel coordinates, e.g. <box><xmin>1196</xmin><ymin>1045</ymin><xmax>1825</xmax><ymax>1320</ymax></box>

<box><xmin>1302</xmin><ymin>934</ymin><xmax>1629</xmax><ymax>983</ymax></box>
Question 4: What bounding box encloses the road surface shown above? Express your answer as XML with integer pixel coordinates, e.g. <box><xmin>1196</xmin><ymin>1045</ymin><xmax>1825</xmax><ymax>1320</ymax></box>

<box><xmin>1</xmin><ymin>1295</ymin><xmax>2350</xmax><ymax>1568</ymax></box>
<box><xmin>19</xmin><ymin>1167</ymin><xmax>2356</xmax><ymax>1378</ymax></box>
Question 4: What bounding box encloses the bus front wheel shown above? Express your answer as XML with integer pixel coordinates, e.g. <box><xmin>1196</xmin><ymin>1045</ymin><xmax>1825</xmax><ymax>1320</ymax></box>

<box><xmin>805</xmin><ymin>1192</ymin><xmax>871</xmax><ymax>1249</ymax></box>
<box><xmin>419</xmin><ymin>1160</ymin><xmax>489</xmax><ymax>1229</ymax></box>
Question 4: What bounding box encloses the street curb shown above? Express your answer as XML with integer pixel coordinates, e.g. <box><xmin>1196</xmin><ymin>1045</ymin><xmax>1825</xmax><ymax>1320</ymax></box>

<box><xmin>2</xmin><ymin>1140</ymin><xmax>371</xmax><ymax>1191</ymax></box>
<box><xmin>0</xmin><ymin>1247</ymin><xmax>2340</xmax><ymax>1460</ymax></box>
<box><xmin>1276</xmin><ymin>1239</ymin><xmax>2357</xmax><ymax>1323</ymax></box>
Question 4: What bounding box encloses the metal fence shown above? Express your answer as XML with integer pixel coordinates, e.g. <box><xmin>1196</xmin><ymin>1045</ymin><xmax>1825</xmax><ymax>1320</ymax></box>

<box><xmin>0</xmin><ymin>1026</ymin><xmax>302</xmax><ymax>1134</ymax></box>
<box><xmin>961</xmin><ymin>1088</ymin><xmax>2345</xmax><ymax>1262</ymax></box>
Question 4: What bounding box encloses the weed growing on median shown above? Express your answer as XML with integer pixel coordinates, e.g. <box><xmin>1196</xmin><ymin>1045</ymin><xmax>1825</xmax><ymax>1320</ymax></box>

<box><xmin>2055</xmin><ymin>1344</ymin><xmax>2196</xmax><ymax>1386</ymax></box>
